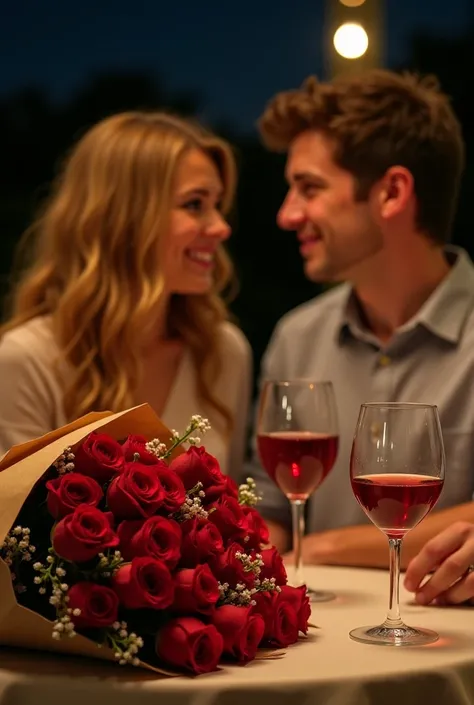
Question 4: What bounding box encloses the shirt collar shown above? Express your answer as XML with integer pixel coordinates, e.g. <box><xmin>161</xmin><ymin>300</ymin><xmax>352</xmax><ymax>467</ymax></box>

<box><xmin>338</xmin><ymin>246</ymin><xmax>474</xmax><ymax>346</ymax></box>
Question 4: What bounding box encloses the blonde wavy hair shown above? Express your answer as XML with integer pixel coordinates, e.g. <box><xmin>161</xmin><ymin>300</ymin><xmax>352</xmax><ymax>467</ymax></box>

<box><xmin>1</xmin><ymin>111</ymin><xmax>237</xmax><ymax>431</ymax></box>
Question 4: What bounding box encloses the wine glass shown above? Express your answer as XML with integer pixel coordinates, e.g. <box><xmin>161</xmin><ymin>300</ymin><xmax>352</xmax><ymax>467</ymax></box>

<box><xmin>257</xmin><ymin>380</ymin><xmax>339</xmax><ymax>602</ymax></box>
<box><xmin>349</xmin><ymin>402</ymin><xmax>445</xmax><ymax>646</ymax></box>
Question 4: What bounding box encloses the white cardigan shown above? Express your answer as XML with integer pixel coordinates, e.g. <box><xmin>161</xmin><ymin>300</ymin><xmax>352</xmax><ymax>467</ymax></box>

<box><xmin>0</xmin><ymin>317</ymin><xmax>252</xmax><ymax>480</ymax></box>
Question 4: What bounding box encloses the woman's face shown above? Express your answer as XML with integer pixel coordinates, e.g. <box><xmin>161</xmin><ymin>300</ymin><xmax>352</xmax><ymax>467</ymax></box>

<box><xmin>163</xmin><ymin>148</ymin><xmax>232</xmax><ymax>295</ymax></box>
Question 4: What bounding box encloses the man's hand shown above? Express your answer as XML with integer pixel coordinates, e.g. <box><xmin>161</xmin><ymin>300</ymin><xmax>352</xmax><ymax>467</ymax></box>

<box><xmin>404</xmin><ymin>521</ymin><xmax>474</xmax><ymax>605</ymax></box>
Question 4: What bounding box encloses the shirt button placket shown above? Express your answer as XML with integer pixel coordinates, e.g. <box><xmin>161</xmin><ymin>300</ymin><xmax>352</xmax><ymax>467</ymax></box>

<box><xmin>370</xmin><ymin>352</ymin><xmax>394</xmax><ymax>401</ymax></box>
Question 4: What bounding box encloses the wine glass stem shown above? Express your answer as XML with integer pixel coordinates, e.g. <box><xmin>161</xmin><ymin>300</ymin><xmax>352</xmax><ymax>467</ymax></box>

<box><xmin>290</xmin><ymin>500</ymin><xmax>306</xmax><ymax>586</ymax></box>
<box><xmin>385</xmin><ymin>537</ymin><xmax>404</xmax><ymax>627</ymax></box>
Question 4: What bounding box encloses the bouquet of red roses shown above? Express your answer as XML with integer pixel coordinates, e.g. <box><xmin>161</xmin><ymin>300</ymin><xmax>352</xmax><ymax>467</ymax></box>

<box><xmin>0</xmin><ymin>404</ymin><xmax>310</xmax><ymax>676</ymax></box>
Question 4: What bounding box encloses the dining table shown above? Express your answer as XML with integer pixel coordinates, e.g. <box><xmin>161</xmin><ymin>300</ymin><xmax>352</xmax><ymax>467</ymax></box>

<box><xmin>0</xmin><ymin>564</ymin><xmax>473</xmax><ymax>705</ymax></box>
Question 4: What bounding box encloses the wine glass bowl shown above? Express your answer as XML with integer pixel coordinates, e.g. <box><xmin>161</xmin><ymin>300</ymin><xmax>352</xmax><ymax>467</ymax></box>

<box><xmin>349</xmin><ymin>402</ymin><xmax>445</xmax><ymax>646</ymax></box>
<box><xmin>351</xmin><ymin>473</ymin><xmax>443</xmax><ymax>540</ymax></box>
<box><xmin>257</xmin><ymin>430</ymin><xmax>338</xmax><ymax>501</ymax></box>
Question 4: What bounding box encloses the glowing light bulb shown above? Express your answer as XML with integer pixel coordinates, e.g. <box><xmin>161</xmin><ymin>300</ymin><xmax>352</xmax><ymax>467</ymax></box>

<box><xmin>339</xmin><ymin>0</ymin><xmax>366</xmax><ymax>7</ymax></box>
<box><xmin>333</xmin><ymin>22</ymin><xmax>369</xmax><ymax>59</ymax></box>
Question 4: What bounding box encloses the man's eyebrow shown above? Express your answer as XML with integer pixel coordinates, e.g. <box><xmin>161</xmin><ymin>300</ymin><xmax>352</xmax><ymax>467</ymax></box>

<box><xmin>285</xmin><ymin>171</ymin><xmax>328</xmax><ymax>185</ymax></box>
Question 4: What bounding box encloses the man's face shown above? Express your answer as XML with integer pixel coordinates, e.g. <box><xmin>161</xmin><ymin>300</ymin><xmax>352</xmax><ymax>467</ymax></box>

<box><xmin>278</xmin><ymin>130</ymin><xmax>383</xmax><ymax>283</ymax></box>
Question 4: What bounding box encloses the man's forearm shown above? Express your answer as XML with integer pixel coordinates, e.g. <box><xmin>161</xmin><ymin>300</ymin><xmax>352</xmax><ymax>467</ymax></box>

<box><xmin>265</xmin><ymin>519</ymin><xmax>291</xmax><ymax>554</ymax></box>
<box><xmin>299</xmin><ymin>502</ymin><xmax>474</xmax><ymax>570</ymax></box>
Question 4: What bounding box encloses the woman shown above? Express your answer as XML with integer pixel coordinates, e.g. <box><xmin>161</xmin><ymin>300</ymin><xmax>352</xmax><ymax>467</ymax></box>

<box><xmin>0</xmin><ymin>112</ymin><xmax>252</xmax><ymax>478</ymax></box>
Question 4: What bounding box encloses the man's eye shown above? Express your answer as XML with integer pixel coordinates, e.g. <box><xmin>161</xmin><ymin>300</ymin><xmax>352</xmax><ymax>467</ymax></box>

<box><xmin>301</xmin><ymin>184</ymin><xmax>318</xmax><ymax>198</ymax></box>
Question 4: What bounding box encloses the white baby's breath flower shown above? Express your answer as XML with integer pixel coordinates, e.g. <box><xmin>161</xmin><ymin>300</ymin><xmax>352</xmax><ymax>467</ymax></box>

<box><xmin>107</xmin><ymin>621</ymin><xmax>143</xmax><ymax>666</ymax></box>
<box><xmin>175</xmin><ymin>493</ymin><xmax>208</xmax><ymax>521</ymax></box>
<box><xmin>0</xmin><ymin>526</ymin><xmax>36</xmax><ymax>589</ymax></box>
<box><xmin>53</xmin><ymin>447</ymin><xmax>75</xmax><ymax>474</ymax></box>
<box><xmin>145</xmin><ymin>438</ymin><xmax>168</xmax><ymax>458</ymax></box>
<box><xmin>190</xmin><ymin>415</ymin><xmax>211</xmax><ymax>434</ymax></box>
<box><xmin>238</xmin><ymin>477</ymin><xmax>261</xmax><ymax>507</ymax></box>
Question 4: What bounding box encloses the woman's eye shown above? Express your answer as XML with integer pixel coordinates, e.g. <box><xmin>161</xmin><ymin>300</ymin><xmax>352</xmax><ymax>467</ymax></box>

<box><xmin>183</xmin><ymin>199</ymin><xmax>203</xmax><ymax>213</ymax></box>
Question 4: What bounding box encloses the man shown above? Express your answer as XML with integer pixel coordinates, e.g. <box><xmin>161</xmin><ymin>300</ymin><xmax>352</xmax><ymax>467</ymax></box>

<box><xmin>404</xmin><ymin>522</ymin><xmax>474</xmax><ymax>605</ymax></box>
<box><xmin>249</xmin><ymin>69</ymin><xmax>474</xmax><ymax>569</ymax></box>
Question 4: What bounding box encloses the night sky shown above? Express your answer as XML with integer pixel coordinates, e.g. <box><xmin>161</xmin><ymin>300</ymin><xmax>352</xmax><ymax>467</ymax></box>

<box><xmin>1</xmin><ymin>0</ymin><xmax>470</xmax><ymax>133</ymax></box>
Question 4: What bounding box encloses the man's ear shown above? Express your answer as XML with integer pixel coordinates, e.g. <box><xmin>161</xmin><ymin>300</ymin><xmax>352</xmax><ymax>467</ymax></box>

<box><xmin>378</xmin><ymin>166</ymin><xmax>415</xmax><ymax>220</ymax></box>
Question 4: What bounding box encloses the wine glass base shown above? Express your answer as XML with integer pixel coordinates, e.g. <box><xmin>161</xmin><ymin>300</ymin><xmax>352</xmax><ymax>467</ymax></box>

<box><xmin>307</xmin><ymin>587</ymin><xmax>336</xmax><ymax>603</ymax></box>
<box><xmin>349</xmin><ymin>623</ymin><xmax>439</xmax><ymax>646</ymax></box>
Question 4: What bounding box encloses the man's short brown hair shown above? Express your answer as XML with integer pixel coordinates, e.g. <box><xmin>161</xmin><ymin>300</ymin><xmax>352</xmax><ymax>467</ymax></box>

<box><xmin>258</xmin><ymin>69</ymin><xmax>464</xmax><ymax>244</ymax></box>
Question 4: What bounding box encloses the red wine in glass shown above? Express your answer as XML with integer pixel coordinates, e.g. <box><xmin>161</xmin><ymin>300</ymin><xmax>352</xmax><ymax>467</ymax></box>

<box><xmin>349</xmin><ymin>402</ymin><xmax>445</xmax><ymax>647</ymax></box>
<box><xmin>257</xmin><ymin>431</ymin><xmax>339</xmax><ymax>501</ymax></box>
<box><xmin>351</xmin><ymin>473</ymin><xmax>443</xmax><ymax>540</ymax></box>
<box><xmin>256</xmin><ymin>380</ymin><xmax>339</xmax><ymax>603</ymax></box>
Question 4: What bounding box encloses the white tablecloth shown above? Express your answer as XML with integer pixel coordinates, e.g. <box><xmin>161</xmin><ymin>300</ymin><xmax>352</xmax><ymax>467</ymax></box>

<box><xmin>1</xmin><ymin>565</ymin><xmax>474</xmax><ymax>705</ymax></box>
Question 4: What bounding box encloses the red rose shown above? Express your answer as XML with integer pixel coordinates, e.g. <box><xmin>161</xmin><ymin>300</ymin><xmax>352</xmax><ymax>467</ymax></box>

<box><xmin>169</xmin><ymin>447</ymin><xmax>227</xmax><ymax>503</ymax></box>
<box><xmin>223</xmin><ymin>476</ymin><xmax>239</xmax><ymax>499</ymax></box>
<box><xmin>211</xmin><ymin>542</ymin><xmax>255</xmax><ymax>589</ymax></box>
<box><xmin>180</xmin><ymin>517</ymin><xmax>224</xmax><ymax>568</ymax></box>
<box><xmin>278</xmin><ymin>585</ymin><xmax>311</xmax><ymax>635</ymax></box>
<box><xmin>52</xmin><ymin>505</ymin><xmax>119</xmax><ymax>563</ymax></box>
<box><xmin>212</xmin><ymin>605</ymin><xmax>265</xmax><ymax>663</ymax></box>
<box><xmin>241</xmin><ymin>506</ymin><xmax>270</xmax><ymax>550</ymax></box>
<box><xmin>107</xmin><ymin>462</ymin><xmax>164</xmax><ymax>519</ymax></box>
<box><xmin>117</xmin><ymin>516</ymin><xmax>181</xmax><ymax>569</ymax></box>
<box><xmin>46</xmin><ymin>473</ymin><xmax>103</xmax><ymax>519</ymax></box>
<box><xmin>121</xmin><ymin>435</ymin><xmax>159</xmax><ymax>465</ymax></box>
<box><xmin>267</xmin><ymin>596</ymin><xmax>299</xmax><ymax>648</ymax></box>
<box><xmin>73</xmin><ymin>432</ymin><xmax>125</xmax><ymax>483</ymax></box>
<box><xmin>154</xmin><ymin>464</ymin><xmax>186</xmax><ymax>513</ymax></box>
<box><xmin>259</xmin><ymin>547</ymin><xmax>287</xmax><ymax>586</ymax></box>
<box><xmin>173</xmin><ymin>565</ymin><xmax>220</xmax><ymax>615</ymax></box>
<box><xmin>251</xmin><ymin>590</ymin><xmax>278</xmax><ymax>639</ymax></box>
<box><xmin>208</xmin><ymin>495</ymin><xmax>248</xmax><ymax>544</ymax></box>
<box><xmin>112</xmin><ymin>557</ymin><xmax>174</xmax><ymax>609</ymax></box>
<box><xmin>68</xmin><ymin>582</ymin><xmax>119</xmax><ymax>629</ymax></box>
<box><xmin>155</xmin><ymin>617</ymin><xmax>223</xmax><ymax>675</ymax></box>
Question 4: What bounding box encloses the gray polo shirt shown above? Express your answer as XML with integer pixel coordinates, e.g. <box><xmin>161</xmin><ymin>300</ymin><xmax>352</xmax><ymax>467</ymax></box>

<box><xmin>248</xmin><ymin>247</ymin><xmax>474</xmax><ymax>533</ymax></box>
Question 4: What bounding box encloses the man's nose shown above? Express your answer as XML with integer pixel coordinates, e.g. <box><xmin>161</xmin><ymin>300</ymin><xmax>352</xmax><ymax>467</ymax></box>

<box><xmin>277</xmin><ymin>193</ymin><xmax>305</xmax><ymax>230</ymax></box>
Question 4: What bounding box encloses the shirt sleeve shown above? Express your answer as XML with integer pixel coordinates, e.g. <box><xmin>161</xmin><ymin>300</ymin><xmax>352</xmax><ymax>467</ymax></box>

<box><xmin>0</xmin><ymin>334</ymin><xmax>61</xmax><ymax>457</ymax></box>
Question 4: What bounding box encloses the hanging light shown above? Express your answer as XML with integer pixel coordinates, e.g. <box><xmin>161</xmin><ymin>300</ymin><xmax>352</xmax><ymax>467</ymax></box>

<box><xmin>339</xmin><ymin>0</ymin><xmax>366</xmax><ymax>7</ymax></box>
<box><xmin>333</xmin><ymin>22</ymin><xmax>369</xmax><ymax>59</ymax></box>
